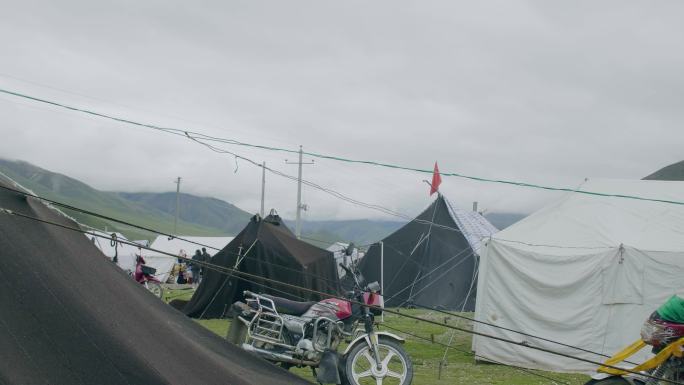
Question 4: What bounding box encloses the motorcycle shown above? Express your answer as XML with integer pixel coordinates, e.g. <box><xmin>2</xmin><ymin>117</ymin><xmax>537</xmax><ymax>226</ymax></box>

<box><xmin>587</xmin><ymin>300</ymin><xmax>684</xmax><ymax>385</ymax></box>
<box><xmin>132</xmin><ymin>254</ymin><xmax>164</xmax><ymax>299</ymax></box>
<box><xmin>227</xmin><ymin>263</ymin><xmax>413</xmax><ymax>385</ymax></box>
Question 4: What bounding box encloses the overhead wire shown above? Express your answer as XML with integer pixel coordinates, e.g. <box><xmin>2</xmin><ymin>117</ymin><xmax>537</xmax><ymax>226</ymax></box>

<box><xmin>2</xmin><ymin>183</ymin><xmax>642</xmax><ymax>368</ymax></box>
<box><xmin>1</xmin><ymin>86</ymin><xmax>681</xmax><ymax>207</ymax></box>
<box><xmin>185</xmin><ymin>134</ymin><xmax>471</xmax><ymax>234</ymax></box>
<box><xmin>0</xmin><ymin>183</ymin><xmax>641</xmax><ymax>366</ymax></box>
<box><xmin>0</xmin><ymin>207</ymin><xmax>679</xmax><ymax>385</ymax></box>
<box><xmin>0</xmin><ymin>203</ymin><xmax>571</xmax><ymax>385</ymax></box>
<box><xmin>0</xmin><ymin>85</ymin><xmax>670</xmax><ymax>377</ymax></box>
<box><xmin>379</xmin><ymin>324</ymin><xmax>572</xmax><ymax>385</ymax></box>
<box><xmin>396</xmin><ymin>251</ymin><xmax>476</xmax><ymax>307</ymax></box>
<box><xmin>0</xmin><ymin>184</ymin><xmax>346</xmax><ymax>288</ymax></box>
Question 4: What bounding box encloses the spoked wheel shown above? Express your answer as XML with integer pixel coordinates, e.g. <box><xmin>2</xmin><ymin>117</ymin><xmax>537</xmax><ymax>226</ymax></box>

<box><xmin>145</xmin><ymin>282</ymin><xmax>164</xmax><ymax>299</ymax></box>
<box><xmin>344</xmin><ymin>338</ymin><xmax>413</xmax><ymax>385</ymax></box>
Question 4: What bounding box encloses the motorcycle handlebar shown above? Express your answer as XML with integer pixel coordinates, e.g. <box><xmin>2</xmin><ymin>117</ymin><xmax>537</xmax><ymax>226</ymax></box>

<box><xmin>339</xmin><ymin>263</ymin><xmax>354</xmax><ymax>276</ymax></box>
<box><xmin>243</xmin><ymin>290</ymin><xmax>255</xmax><ymax>298</ymax></box>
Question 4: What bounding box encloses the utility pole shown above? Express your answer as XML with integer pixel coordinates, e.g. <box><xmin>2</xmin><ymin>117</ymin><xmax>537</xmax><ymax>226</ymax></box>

<box><xmin>173</xmin><ymin>177</ymin><xmax>181</xmax><ymax>235</ymax></box>
<box><xmin>260</xmin><ymin>162</ymin><xmax>266</xmax><ymax>217</ymax></box>
<box><xmin>286</xmin><ymin>145</ymin><xmax>314</xmax><ymax>239</ymax></box>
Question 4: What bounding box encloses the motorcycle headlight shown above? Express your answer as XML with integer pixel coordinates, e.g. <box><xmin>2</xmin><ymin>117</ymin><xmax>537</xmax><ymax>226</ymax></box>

<box><xmin>641</xmin><ymin>319</ymin><xmax>674</xmax><ymax>346</ymax></box>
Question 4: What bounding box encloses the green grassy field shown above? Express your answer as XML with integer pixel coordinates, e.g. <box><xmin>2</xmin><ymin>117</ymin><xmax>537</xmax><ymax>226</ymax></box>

<box><xmin>165</xmin><ymin>289</ymin><xmax>590</xmax><ymax>385</ymax></box>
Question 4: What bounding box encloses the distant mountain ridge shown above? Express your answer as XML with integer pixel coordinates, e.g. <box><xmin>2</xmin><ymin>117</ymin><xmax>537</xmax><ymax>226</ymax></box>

<box><xmin>0</xmin><ymin>159</ymin><xmax>232</xmax><ymax>240</ymax></box>
<box><xmin>118</xmin><ymin>192</ymin><xmax>251</xmax><ymax>235</ymax></box>
<box><xmin>644</xmin><ymin>160</ymin><xmax>684</xmax><ymax>181</ymax></box>
<box><xmin>0</xmin><ymin>159</ymin><xmax>407</xmax><ymax>244</ymax></box>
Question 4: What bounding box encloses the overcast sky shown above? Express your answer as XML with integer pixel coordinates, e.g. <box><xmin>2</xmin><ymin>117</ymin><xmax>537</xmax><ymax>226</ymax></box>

<box><xmin>0</xmin><ymin>0</ymin><xmax>682</xmax><ymax>221</ymax></box>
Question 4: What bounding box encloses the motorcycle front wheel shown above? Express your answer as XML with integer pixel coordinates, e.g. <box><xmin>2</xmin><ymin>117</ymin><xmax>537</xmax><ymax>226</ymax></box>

<box><xmin>145</xmin><ymin>282</ymin><xmax>164</xmax><ymax>299</ymax></box>
<box><xmin>343</xmin><ymin>337</ymin><xmax>413</xmax><ymax>385</ymax></box>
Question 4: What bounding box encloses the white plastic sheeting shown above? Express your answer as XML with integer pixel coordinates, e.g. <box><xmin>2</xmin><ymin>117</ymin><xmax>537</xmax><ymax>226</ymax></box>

<box><xmin>327</xmin><ymin>242</ymin><xmax>364</xmax><ymax>278</ymax></box>
<box><xmin>146</xmin><ymin>236</ymin><xmax>234</xmax><ymax>283</ymax></box>
<box><xmin>86</xmin><ymin>230</ymin><xmax>141</xmax><ymax>273</ymax></box>
<box><xmin>473</xmin><ymin>178</ymin><xmax>684</xmax><ymax>372</ymax></box>
<box><xmin>445</xmin><ymin>200</ymin><xmax>499</xmax><ymax>255</ymax></box>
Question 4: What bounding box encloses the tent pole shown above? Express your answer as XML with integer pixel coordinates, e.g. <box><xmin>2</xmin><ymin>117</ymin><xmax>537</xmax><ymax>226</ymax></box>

<box><xmin>380</xmin><ymin>241</ymin><xmax>384</xmax><ymax>323</ymax></box>
<box><xmin>173</xmin><ymin>177</ymin><xmax>181</xmax><ymax>235</ymax></box>
<box><xmin>260</xmin><ymin>162</ymin><xmax>266</xmax><ymax>217</ymax></box>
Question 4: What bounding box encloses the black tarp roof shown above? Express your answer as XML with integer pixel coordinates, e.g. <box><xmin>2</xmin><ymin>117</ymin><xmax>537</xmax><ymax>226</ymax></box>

<box><xmin>183</xmin><ymin>214</ymin><xmax>339</xmax><ymax>319</ymax></box>
<box><xmin>359</xmin><ymin>195</ymin><xmax>479</xmax><ymax>311</ymax></box>
<box><xmin>0</xmin><ymin>180</ymin><xmax>309</xmax><ymax>385</ymax></box>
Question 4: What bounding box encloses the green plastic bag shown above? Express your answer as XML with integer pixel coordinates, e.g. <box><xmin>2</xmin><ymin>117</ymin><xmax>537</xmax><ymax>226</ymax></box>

<box><xmin>656</xmin><ymin>295</ymin><xmax>684</xmax><ymax>323</ymax></box>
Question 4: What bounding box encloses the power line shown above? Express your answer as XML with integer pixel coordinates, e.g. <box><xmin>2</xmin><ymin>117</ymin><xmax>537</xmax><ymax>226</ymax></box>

<box><xmin>0</xmin><ymin>183</ymin><xmax>644</xmax><ymax>366</ymax></box>
<box><xmin>379</xmin><ymin>324</ymin><xmax>572</xmax><ymax>385</ymax></box>
<box><xmin>0</xmin><ymin>184</ymin><xmax>344</xmax><ymax>287</ymax></box>
<box><xmin>0</xmin><ymin>183</ymin><xmax>642</xmax><ymax>367</ymax></box>
<box><xmin>1</xmin><ymin>207</ymin><xmax>679</xmax><ymax>384</ymax></box>
<box><xmin>1</xmin><ymin>86</ymin><xmax>682</xmax><ymax>207</ymax></box>
<box><xmin>407</xmin><ymin>302</ymin><xmax>638</xmax><ymax>365</ymax></box>
<box><xmin>185</xmin><ymin>134</ymin><xmax>470</xmax><ymax>234</ymax></box>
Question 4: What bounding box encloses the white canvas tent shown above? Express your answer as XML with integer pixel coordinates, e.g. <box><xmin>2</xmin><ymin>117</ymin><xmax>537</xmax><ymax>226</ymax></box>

<box><xmin>146</xmin><ymin>236</ymin><xmax>234</xmax><ymax>283</ymax></box>
<box><xmin>86</xmin><ymin>230</ymin><xmax>141</xmax><ymax>273</ymax></box>
<box><xmin>473</xmin><ymin>178</ymin><xmax>684</xmax><ymax>372</ymax></box>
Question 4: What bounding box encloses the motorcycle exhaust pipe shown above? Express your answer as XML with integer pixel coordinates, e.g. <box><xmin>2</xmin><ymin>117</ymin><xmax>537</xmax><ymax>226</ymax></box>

<box><xmin>241</xmin><ymin>343</ymin><xmax>317</xmax><ymax>367</ymax></box>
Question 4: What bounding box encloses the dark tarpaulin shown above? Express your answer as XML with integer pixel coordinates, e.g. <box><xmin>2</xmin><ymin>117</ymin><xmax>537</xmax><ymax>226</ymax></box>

<box><xmin>359</xmin><ymin>195</ymin><xmax>478</xmax><ymax>311</ymax></box>
<box><xmin>0</xmin><ymin>180</ymin><xmax>310</xmax><ymax>385</ymax></box>
<box><xmin>183</xmin><ymin>214</ymin><xmax>339</xmax><ymax>319</ymax></box>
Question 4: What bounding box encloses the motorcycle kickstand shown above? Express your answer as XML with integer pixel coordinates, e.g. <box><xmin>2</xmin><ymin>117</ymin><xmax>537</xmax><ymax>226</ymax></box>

<box><xmin>311</xmin><ymin>367</ymin><xmax>322</xmax><ymax>385</ymax></box>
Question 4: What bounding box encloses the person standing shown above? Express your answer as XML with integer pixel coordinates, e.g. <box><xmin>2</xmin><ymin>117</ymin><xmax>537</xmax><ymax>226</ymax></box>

<box><xmin>191</xmin><ymin>250</ymin><xmax>202</xmax><ymax>285</ymax></box>
<box><xmin>200</xmin><ymin>247</ymin><xmax>211</xmax><ymax>282</ymax></box>
<box><xmin>201</xmin><ymin>247</ymin><xmax>211</xmax><ymax>261</ymax></box>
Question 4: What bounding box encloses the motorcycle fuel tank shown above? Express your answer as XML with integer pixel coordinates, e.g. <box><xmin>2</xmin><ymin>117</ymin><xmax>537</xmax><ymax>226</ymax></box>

<box><xmin>302</xmin><ymin>298</ymin><xmax>352</xmax><ymax>320</ymax></box>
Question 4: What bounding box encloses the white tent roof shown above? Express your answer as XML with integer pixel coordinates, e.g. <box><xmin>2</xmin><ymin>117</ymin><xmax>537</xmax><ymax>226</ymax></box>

<box><xmin>473</xmin><ymin>178</ymin><xmax>684</xmax><ymax>372</ymax></box>
<box><xmin>446</xmin><ymin>200</ymin><xmax>499</xmax><ymax>254</ymax></box>
<box><xmin>492</xmin><ymin>178</ymin><xmax>684</xmax><ymax>253</ymax></box>
<box><xmin>149</xmin><ymin>236</ymin><xmax>234</xmax><ymax>256</ymax></box>
<box><xmin>146</xmin><ymin>236</ymin><xmax>234</xmax><ymax>282</ymax></box>
<box><xmin>86</xmin><ymin>230</ymin><xmax>141</xmax><ymax>272</ymax></box>
<box><xmin>327</xmin><ymin>242</ymin><xmax>365</xmax><ymax>278</ymax></box>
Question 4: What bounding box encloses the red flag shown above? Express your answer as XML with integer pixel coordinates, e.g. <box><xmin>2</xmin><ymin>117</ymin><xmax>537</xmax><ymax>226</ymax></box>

<box><xmin>430</xmin><ymin>162</ymin><xmax>442</xmax><ymax>195</ymax></box>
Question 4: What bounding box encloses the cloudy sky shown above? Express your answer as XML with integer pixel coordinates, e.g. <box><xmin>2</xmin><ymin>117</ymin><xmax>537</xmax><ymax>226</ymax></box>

<box><xmin>0</xmin><ymin>0</ymin><xmax>682</xmax><ymax>221</ymax></box>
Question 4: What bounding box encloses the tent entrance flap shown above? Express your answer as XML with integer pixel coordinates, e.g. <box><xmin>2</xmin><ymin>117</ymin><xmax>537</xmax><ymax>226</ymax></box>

<box><xmin>601</xmin><ymin>246</ymin><xmax>644</xmax><ymax>305</ymax></box>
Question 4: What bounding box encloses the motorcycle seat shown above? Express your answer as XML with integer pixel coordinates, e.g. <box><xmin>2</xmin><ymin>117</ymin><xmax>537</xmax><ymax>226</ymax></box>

<box><xmin>262</xmin><ymin>294</ymin><xmax>316</xmax><ymax>316</ymax></box>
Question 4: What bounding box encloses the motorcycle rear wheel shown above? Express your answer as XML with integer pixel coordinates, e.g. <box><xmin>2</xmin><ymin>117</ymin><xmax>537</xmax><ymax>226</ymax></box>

<box><xmin>145</xmin><ymin>282</ymin><xmax>164</xmax><ymax>299</ymax></box>
<box><xmin>343</xmin><ymin>337</ymin><xmax>413</xmax><ymax>385</ymax></box>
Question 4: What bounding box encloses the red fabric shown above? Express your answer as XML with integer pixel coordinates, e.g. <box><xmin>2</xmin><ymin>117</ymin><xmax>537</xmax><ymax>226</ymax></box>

<box><xmin>430</xmin><ymin>162</ymin><xmax>442</xmax><ymax>195</ymax></box>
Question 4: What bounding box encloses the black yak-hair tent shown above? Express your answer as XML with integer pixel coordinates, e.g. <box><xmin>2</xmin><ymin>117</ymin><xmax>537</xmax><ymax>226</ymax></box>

<box><xmin>359</xmin><ymin>195</ymin><xmax>497</xmax><ymax>311</ymax></box>
<box><xmin>0</xmin><ymin>177</ymin><xmax>310</xmax><ymax>385</ymax></box>
<box><xmin>183</xmin><ymin>213</ymin><xmax>340</xmax><ymax>319</ymax></box>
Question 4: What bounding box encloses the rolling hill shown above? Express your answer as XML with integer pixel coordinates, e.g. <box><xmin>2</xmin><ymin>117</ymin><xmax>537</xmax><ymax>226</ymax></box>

<box><xmin>0</xmin><ymin>159</ymin><xmax>238</xmax><ymax>240</ymax></box>
<box><xmin>0</xmin><ymin>158</ymin><xmax>523</xmax><ymax>246</ymax></box>
<box><xmin>644</xmin><ymin>160</ymin><xmax>684</xmax><ymax>181</ymax></box>
<box><xmin>118</xmin><ymin>192</ymin><xmax>251</xmax><ymax>235</ymax></box>
<box><xmin>0</xmin><ymin>159</ymin><xmax>406</xmax><ymax>245</ymax></box>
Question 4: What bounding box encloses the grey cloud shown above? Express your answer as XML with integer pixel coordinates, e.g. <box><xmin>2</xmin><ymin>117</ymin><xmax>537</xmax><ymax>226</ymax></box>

<box><xmin>0</xmin><ymin>0</ymin><xmax>682</xmax><ymax>221</ymax></box>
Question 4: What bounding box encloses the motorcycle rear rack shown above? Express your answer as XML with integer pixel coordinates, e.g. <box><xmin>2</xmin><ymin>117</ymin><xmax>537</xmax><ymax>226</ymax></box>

<box><xmin>244</xmin><ymin>292</ymin><xmax>295</xmax><ymax>350</ymax></box>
